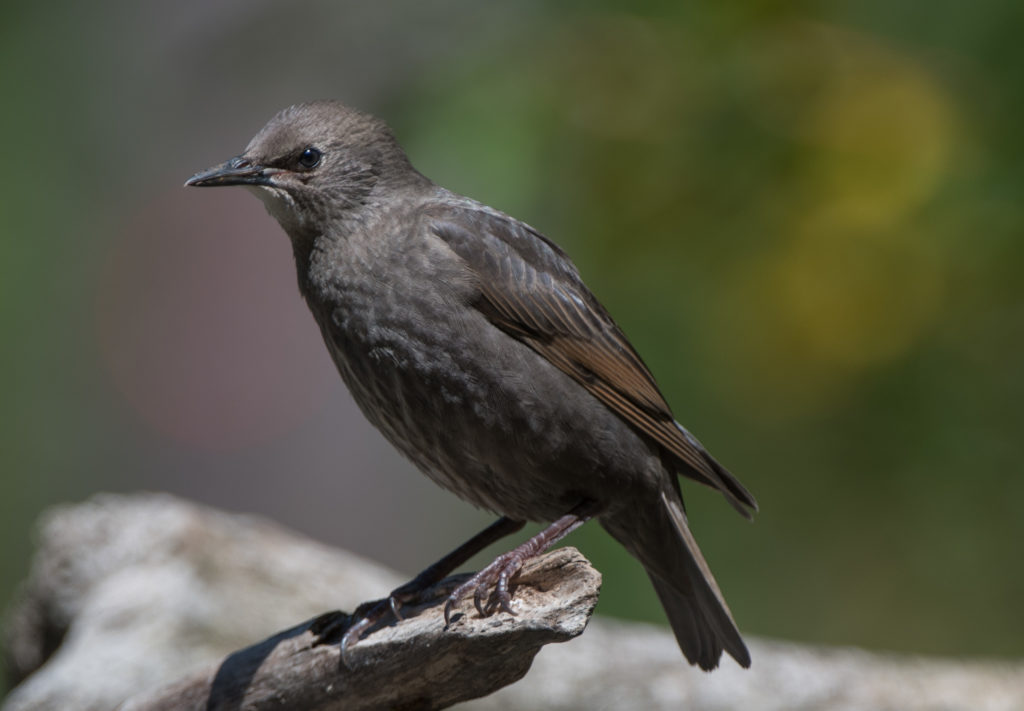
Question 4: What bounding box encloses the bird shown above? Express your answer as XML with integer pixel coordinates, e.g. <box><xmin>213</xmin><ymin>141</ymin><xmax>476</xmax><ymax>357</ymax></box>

<box><xmin>186</xmin><ymin>100</ymin><xmax>757</xmax><ymax>670</ymax></box>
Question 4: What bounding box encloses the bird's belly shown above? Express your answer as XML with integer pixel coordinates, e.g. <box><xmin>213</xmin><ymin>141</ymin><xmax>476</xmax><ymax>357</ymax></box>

<box><xmin>320</xmin><ymin>305</ymin><xmax>658</xmax><ymax>522</ymax></box>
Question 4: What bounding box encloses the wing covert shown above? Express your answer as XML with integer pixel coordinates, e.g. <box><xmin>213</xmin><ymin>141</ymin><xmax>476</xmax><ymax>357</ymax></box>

<box><xmin>426</xmin><ymin>204</ymin><xmax>757</xmax><ymax>517</ymax></box>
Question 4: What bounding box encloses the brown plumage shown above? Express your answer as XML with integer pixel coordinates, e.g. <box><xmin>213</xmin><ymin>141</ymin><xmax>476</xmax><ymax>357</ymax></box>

<box><xmin>187</xmin><ymin>100</ymin><xmax>757</xmax><ymax>670</ymax></box>
<box><xmin>429</xmin><ymin>206</ymin><xmax>756</xmax><ymax>518</ymax></box>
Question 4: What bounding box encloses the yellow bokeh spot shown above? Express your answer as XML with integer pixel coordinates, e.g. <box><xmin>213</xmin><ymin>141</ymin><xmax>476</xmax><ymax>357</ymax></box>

<box><xmin>713</xmin><ymin>25</ymin><xmax>956</xmax><ymax>419</ymax></box>
<box><xmin>715</xmin><ymin>215</ymin><xmax>946</xmax><ymax>419</ymax></box>
<box><xmin>800</xmin><ymin>27</ymin><xmax>956</xmax><ymax>226</ymax></box>
<box><xmin>774</xmin><ymin>209</ymin><xmax>946</xmax><ymax>370</ymax></box>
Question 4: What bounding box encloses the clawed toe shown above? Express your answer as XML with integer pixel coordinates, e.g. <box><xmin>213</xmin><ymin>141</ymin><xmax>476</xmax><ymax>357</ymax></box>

<box><xmin>444</xmin><ymin>552</ymin><xmax>524</xmax><ymax>624</ymax></box>
<box><xmin>338</xmin><ymin>582</ymin><xmax>435</xmax><ymax>666</ymax></box>
<box><xmin>339</xmin><ymin>599</ymin><xmax>390</xmax><ymax>666</ymax></box>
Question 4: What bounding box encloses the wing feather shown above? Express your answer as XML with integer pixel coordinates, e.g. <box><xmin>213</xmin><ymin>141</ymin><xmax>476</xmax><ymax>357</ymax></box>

<box><xmin>426</xmin><ymin>204</ymin><xmax>756</xmax><ymax>517</ymax></box>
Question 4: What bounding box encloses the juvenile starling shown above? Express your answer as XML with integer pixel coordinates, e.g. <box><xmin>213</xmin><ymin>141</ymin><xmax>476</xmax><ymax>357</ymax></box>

<box><xmin>187</xmin><ymin>101</ymin><xmax>757</xmax><ymax>670</ymax></box>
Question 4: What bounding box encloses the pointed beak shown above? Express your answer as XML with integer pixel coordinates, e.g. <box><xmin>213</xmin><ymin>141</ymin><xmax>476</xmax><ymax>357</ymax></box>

<box><xmin>184</xmin><ymin>155</ymin><xmax>276</xmax><ymax>188</ymax></box>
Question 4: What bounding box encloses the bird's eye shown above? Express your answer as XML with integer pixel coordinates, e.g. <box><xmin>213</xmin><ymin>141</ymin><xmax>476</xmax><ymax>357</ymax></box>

<box><xmin>297</xmin><ymin>147</ymin><xmax>322</xmax><ymax>169</ymax></box>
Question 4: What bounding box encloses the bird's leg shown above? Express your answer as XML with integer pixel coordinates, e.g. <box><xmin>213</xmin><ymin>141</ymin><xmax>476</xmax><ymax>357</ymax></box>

<box><xmin>385</xmin><ymin>515</ymin><xmax>526</xmax><ymax>615</ymax></box>
<box><xmin>327</xmin><ymin>516</ymin><xmax>525</xmax><ymax>664</ymax></box>
<box><xmin>444</xmin><ymin>508</ymin><xmax>591</xmax><ymax>624</ymax></box>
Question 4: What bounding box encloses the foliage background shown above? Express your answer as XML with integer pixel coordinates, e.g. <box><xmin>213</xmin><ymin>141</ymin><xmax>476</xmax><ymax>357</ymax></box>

<box><xmin>2</xmin><ymin>0</ymin><xmax>1022</xmax><ymax>692</ymax></box>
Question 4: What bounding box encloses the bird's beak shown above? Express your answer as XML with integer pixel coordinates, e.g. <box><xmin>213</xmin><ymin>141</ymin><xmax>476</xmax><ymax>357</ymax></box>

<box><xmin>184</xmin><ymin>155</ymin><xmax>276</xmax><ymax>188</ymax></box>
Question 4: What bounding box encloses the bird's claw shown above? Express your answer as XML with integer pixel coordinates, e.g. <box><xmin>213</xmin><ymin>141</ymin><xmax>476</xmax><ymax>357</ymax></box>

<box><xmin>338</xmin><ymin>599</ymin><xmax>389</xmax><ymax>666</ymax></box>
<box><xmin>389</xmin><ymin>595</ymin><xmax>404</xmax><ymax>620</ymax></box>
<box><xmin>335</xmin><ymin>583</ymin><xmax>429</xmax><ymax>667</ymax></box>
<box><xmin>444</xmin><ymin>551</ymin><xmax>524</xmax><ymax>625</ymax></box>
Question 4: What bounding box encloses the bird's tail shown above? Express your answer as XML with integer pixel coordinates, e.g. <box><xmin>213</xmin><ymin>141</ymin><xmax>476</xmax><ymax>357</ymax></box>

<box><xmin>600</xmin><ymin>489</ymin><xmax>750</xmax><ymax>670</ymax></box>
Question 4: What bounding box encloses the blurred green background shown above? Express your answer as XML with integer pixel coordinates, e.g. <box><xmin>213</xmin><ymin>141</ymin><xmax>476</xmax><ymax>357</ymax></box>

<box><xmin>2</xmin><ymin>0</ymin><xmax>1022</xmax><ymax>686</ymax></box>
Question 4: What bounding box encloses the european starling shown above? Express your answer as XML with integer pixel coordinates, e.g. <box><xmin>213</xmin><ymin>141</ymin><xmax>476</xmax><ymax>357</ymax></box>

<box><xmin>187</xmin><ymin>101</ymin><xmax>757</xmax><ymax>670</ymax></box>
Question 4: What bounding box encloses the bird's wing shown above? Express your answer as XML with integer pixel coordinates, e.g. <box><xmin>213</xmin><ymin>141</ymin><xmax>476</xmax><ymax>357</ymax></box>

<box><xmin>426</xmin><ymin>204</ymin><xmax>756</xmax><ymax>517</ymax></box>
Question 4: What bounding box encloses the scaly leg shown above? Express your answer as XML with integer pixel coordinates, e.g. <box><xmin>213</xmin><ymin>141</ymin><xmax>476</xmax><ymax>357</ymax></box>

<box><xmin>328</xmin><ymin>516</ymin><xmax>525</xmax><ymax>664</ymax></box>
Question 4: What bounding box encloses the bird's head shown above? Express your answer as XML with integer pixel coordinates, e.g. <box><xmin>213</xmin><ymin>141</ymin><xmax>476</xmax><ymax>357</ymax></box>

<box><xmin>186</xmin><ymin>101</ymin><xmax>423</xmax><ymax>236</ymax></box>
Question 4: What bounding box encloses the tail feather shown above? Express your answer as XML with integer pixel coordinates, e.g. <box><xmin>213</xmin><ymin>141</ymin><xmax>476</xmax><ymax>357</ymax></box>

<box><xmin>649</xmin><ymin>573</ymin><xmax>724</xmax><ymax>670</ymax></box>
<box><xmin>601</xmin><ymin>489</ymin><xmax>750</xmax><ymax>670</ymax></box>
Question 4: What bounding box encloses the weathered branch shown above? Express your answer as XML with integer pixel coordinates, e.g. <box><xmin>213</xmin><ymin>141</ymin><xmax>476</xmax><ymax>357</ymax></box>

<box><xmin>118</xmin><ymin>546</ymin><xmax>597</xmax><ymax>711</ymax></box>
<box><xmin>4</xmin><ymin>494</ymin><xmax>1023</xmax><ymax>711</ymax></box>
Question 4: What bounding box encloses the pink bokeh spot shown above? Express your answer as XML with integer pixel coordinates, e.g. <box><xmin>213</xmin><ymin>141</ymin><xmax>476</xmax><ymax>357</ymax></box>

<box><xmin>96</xmin><ymin>186</ymin><xmax>336</xmax><ymax>451</ymax></box>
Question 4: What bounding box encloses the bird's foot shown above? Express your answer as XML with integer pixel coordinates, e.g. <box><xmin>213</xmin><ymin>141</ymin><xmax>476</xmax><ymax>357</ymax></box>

<box><xmin>443</xmin><ymin>549</ymin><xmax>526</xmax><ymax>624</ymax></box>
<box><xmin>315</xmin><ymin>517</ymin><xmax>526</xmax><ymax>666</ymax></box>
<box><xmin>311</xmin><ymin>576</ymin><xmax>440</xmax><ymax>667</ymax></box>
<box><xmin>338</xmin><ymin>598</ymin><xmax>393</xmax><ymax>664</ymax></box>
<box><xmin>442</xmin><ymin>510</ymin><xmax>589</xmax><ymax>624</ymax></box>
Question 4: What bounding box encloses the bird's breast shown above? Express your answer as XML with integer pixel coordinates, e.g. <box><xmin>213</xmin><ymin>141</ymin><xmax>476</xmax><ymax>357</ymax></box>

<box><xmin>300</xmin><ymin>228</ymin><xmax>659</xmax><ymax>520</ymax></box>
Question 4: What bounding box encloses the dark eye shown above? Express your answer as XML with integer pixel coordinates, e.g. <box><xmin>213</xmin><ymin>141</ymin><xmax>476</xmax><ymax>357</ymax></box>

<box><xmin>297</xmin><ymin>147</ymin><xmax>322</xmax><ymax>169</ymax></box>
